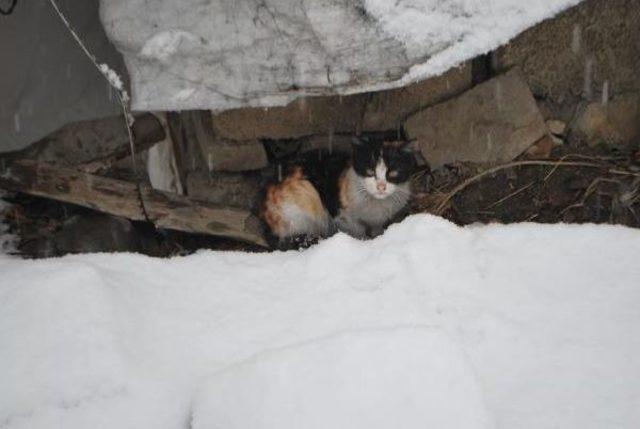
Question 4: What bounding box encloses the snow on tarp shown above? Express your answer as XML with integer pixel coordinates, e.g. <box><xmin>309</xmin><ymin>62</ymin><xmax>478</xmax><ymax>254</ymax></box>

<box><xmin>99</xmin><ymin>0</ymin><xmax>584</xmax><ymax>111</ymax></box>
<box><xmin>1</xmin><ymin>215</ymin><xmax>640</xmax><ymax>428</ymax></box>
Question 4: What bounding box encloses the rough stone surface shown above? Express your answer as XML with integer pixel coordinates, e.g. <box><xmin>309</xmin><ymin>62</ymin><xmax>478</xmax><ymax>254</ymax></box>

<box><xmin>405</xmin><ymin>70</ymin><xmax>547</xmax><ymax>168</ymax></box>
<box><xmin>211</xmin><ymin>62</ymin><xmax>472</xmax><ymax>142</ymax></box>
<box><xmin>570</xmin><ymin>95</ymin><xmax>640</xmax><ymax>148</ymax></box>
<box><xmin>496</xmin><ymin>0</ymin><xmax>640</xmax><ymax>105</ymax></box>
<box><xmin>186</xmin><ymin>172</ymin><xmax>262</xmax><ymax>211</ymax></box>
<box><xmin>211</xmin><ymin>95</ymin><xmax>367</xmax><ymax>141</ymax></box>
<box><xmin>546</xmin><ymin>119</ymin><xmax>567</xmax><ymax>136</ymax></box>
<box><xmin>525</xmin><ymin>134</ymin><xmax>560</xmax><ymax>159</ymax></box>
<box><xmin>362</xmin><ymin>63</ymin><xmax>473</xmax><ymax>131</ymax></box>
<box><xmin>190</xmin><ymin>111</ymin><xmax>268</xmax><ymax>172</ymax></box>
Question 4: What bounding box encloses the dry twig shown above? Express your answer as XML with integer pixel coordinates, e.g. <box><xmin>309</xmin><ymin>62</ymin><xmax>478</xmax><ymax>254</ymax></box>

<box><xmin>433</xmin><ymin>159</ymin><xmax>640</xmax><ymax>215</ymax></box>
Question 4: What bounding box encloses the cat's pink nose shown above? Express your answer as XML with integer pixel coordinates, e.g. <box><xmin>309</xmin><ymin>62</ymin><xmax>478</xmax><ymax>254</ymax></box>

<box><xmin>376</xmin><ymin>182</ymin><xmax>387</xmax><ymax>192</ymax></box>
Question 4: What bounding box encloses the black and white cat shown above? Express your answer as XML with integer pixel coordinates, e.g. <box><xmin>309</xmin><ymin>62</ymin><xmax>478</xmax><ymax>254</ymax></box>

<box><xmin>262</xmin><ymin>137</ymin><xmax>416</xmax><ymax>247</ymax></box>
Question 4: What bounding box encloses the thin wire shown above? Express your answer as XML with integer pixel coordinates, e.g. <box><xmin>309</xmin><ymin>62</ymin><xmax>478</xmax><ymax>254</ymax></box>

<box><xmin>47</xmin><ymin>0</ymin><xmax>153</xmax><ymax>224</ymax></box>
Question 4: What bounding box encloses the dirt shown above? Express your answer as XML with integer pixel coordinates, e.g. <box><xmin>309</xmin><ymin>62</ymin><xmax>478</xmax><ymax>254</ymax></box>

<box><xmin>3</xmin><ymin>142</ymin><xmax>640</xmax><ymax>258</ymax></box>
<box><xmin>412</xmin><ymin>143</ymin><xmax>640</xmax><ymax>228</ymax></box>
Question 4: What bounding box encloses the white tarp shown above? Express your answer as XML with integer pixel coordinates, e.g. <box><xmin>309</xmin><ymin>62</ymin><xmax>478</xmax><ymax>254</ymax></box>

<box><xmin>100</xmin><ymin>0</ymin><xmax>584</xmax><ymax>111</ymax></box>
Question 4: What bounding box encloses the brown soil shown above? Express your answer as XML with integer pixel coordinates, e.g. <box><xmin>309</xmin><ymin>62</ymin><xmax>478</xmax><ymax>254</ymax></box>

<box><xmin>412</xmin><ymin>144</ymin><xmax>640</xmax><ymax>228</ymax></box>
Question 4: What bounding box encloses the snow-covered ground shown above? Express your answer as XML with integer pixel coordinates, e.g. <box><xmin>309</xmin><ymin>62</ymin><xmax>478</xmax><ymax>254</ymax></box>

<box><xmin>1</xmin><ymin>214</ymin><xmax>639</xmax><ymax>428</ymax></box>
<box><xmin>101</xmin><ymin>0</ymin><xmax>584</xmax><ymax>111</ymax></box>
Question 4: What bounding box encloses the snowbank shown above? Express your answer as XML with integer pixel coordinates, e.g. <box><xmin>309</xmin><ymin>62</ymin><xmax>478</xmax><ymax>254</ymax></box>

<box><xmin>1</xmin><ymin>215</ymin><xmax>640</xmax><ymax>428</ymax></box>
<box><xmin>100</xmin><ymin>0</ymin><xmax>584</xmax><ymax>111</ymax></box>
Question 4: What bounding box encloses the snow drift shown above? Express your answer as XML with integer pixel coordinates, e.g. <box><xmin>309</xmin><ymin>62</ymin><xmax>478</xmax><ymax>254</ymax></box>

<box><xmin>100</xmin><ymin>0</ymin><xmax>585</xmax><ymax>111</ymax></box>
<box><xmin>1</xmin><ymin>214</ymin><xmax>640</xmax><ymax>428</ymax></box>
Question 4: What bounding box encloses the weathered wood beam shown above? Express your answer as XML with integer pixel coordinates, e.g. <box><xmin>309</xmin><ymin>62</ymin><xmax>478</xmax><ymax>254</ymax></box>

<box><xmin>1</xmin><ymin>113</ymin><xmax>166</xmax><ymax>174</ymax></box>
<box><xmin>0</xmin><ymin>160</ymin><xmax>267</xmax><ymax>247</ymax></box>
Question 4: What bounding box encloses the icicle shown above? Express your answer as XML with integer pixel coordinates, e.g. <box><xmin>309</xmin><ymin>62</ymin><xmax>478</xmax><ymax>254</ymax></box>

<box><xmin>13</xmin><ymin>113</ymin><xmax>20</xmax><ymax>133</ymax></box>
<box><xmin>601</xmin><ymin>80</ymin><xmax>609</xmax><ymax>107</ymax></box>
<box><xmin>571</xmin><ymin>24</ymin><xmax>581</xmax><ymax>55</ymax></box>
<box><xmin>277</xmin><ymin>163</ymin><xmax>283</xmax><ymax>182</ymax></box>
<box><xmin>583</xmin><ymin>57</ymin><xmax>593</xmax><ymax>101</ymax></box>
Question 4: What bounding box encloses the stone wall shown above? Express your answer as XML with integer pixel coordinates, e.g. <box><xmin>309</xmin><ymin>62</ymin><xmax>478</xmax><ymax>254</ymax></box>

<box><xmin>195</xmin><ymin>0</ymin><xmax>639</xmax><ymax>172</ymax></box>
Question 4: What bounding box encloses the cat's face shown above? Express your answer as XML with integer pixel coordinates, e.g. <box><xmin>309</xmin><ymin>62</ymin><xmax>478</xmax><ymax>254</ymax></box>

<box><xmin>351</xmin><ymin>138</ymin><xmax>416</xmax><ymax>199</ymax></box>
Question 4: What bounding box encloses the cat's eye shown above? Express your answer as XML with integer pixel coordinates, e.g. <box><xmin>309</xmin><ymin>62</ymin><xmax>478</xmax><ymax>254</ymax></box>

<box><xmin>388</xmin><ymin>170</ymin><xmax>399</xmax><ymax>178</ymax></box>
<box><xmin>366</xmin><ymin>168</ymin><xmax>375</xmax><ymax>176</ymax></box>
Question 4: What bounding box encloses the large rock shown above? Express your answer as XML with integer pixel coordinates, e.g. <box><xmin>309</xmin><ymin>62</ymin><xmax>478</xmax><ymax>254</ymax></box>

<box><xmin>186</xmin><ymin>172</ymin><xmax>261</xmax><ymax>211</ymax></box>
<box><xmin>405</xmin><ymin>69</ymin><xmax>547</xmax><ymax>168</ymax></box>
<box><xmin>496</xmin><ymin>0</ymin><xmax>640</xmax><ymax>110</ymax></box>
<box><xmin>211</xmin><ymin>95</ymin><xmax>367</xmax><ymax>141</ymax></box>
<box><xmin>571</xmin><ymin>94</ymin><xmax>640</xmax><ymax>148</ymax></box>
<box><xmin>211</xmin><ymin>63</ymin><xmax>472</xmax><ymax>142</ymax></box>
<box><xmin>192</xmin><ymin>112</ymin><xmax>268</xmax><ymax>172</ymax></box>
<box><xmin>362</xmin><ymin>63</ymin><xmax>473</xmax><ymax>131</ymax></box>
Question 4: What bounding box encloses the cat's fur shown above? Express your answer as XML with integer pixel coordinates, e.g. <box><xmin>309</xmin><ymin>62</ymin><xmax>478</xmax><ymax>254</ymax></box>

<box><xmin>261</xmin><ymin>137</ymin><xmax>416</xmax><ymax>247</ymax></box>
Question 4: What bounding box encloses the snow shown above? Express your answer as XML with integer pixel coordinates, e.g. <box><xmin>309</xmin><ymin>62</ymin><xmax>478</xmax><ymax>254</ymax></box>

<box><xmin>140</xmin><ymin>30</ymin><xmax>200</xmax><ymax>64</ymax></box>
<box><xmin>98</xmin><ymin>63</ymin><xmax>125</xmax><ymax>92</ymax></box>
<box><xmin>193</xmin><ymin>328</ymin><xmax>492</xmax><ymax>429</ymax></box>
<box><xmin>100</xmin><ymin>0</ymin><xmax>584</xmax><ymax>111</ymax></box>
<box><xmin>1</xmin><ymin>215</ymin><xmax>640</xmax><ymax>428</ymax></box>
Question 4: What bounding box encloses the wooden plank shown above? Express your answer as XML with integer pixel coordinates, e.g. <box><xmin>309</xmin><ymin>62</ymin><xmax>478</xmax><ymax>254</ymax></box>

<box><xmin>2</xmin><ymin>113</ymin><xmax>166</xmax><ymax>173</ymax></box>
<box><xmin>0</xmin><ymin>160</ymin><xmax>267</xmax><ymax>247</ymax></box>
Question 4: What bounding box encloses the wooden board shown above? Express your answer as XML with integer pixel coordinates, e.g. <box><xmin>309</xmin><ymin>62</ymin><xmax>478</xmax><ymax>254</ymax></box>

<box><xmin>0</xmin><ymin>160</ymin><xmax>267</xmax><ymax>247</ymax></box>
